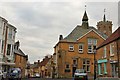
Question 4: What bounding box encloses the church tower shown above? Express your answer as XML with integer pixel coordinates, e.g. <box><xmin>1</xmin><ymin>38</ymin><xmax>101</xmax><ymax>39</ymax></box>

<box><xmin>97</xmin><ymin>9</ymin><xmax>112</xmax><ymax>36</ymax></box>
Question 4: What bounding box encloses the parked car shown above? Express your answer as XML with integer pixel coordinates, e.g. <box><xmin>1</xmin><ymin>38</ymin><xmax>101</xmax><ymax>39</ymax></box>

<box><xmin>34</xmin><ymin>73</ymin><xmax>40</xmax><ymax>78</ymax></box>
<box><xmin>7</xmin><ymin>68</ymin><xmax>21</xmax><ymax>80</ymax></box>
<box><xmin>0</xmin><ymin>70</ymin><xmax>3</xmax><ymax>79</ymax></box>
<box><xmin>74</xmin><ymin>69</ymin><xmax>88</xmax><ymax>80</ymax></box>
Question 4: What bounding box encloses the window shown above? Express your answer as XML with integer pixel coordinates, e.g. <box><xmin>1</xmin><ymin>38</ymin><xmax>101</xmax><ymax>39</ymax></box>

<box><xmin>88</xmin><ymin>38</ymin><xmax>97</xmax><ymax>53</ymax></box>
<box><xmin>7</xmin><ymin>44</ymin><xmax>11</xmax><ymax>55</ymax></box>
<box><xmin>78</xmin><ymin>44</ymin><xmax>83</xmax><ymax>53</ymax></box>
<box><xmin>69</xmin><ymin>44</ymin><xmax>74</xmax><ymax>51</ymax></box>
<box><xmin>88</xmin><ymin>45</ymin><xmax>92</xmax><ymax>53</ymax></box>
<box><xmin>103</xmin><ymin>47</ymin><xmax>107</xmax><ymax>58</ymax></box>
<box><xmin>66</xmin><ymin>64</ymin><xmax>69</xmax><ymax>69</ymax></box>
<box><xmin>1</xmin><ymin>40</ymin><xmax>4</xmax><ymax>53</ymax></box>
<box><xmin>8</xmin><ymin>28</ymin><xmax>12</xmax><ymax>39</ymax></box>
<box><xmin>73</xmin><ymin>59</ymin><xmax>77</xmax><ymax>64</ymax></box>
<box><xmin>110</xmin><ymin>43</ymin><xmax>115</xmax><ymax>56</ymax></box>
<box><xmin>65</xmin><ymin>64</ymin><xmax>70</xmax><ymax>72</ymax></box>
<box><xmin>83</xmin><ymin>59</ymin><xmax>90</xmax><ymax>72</ymax></box>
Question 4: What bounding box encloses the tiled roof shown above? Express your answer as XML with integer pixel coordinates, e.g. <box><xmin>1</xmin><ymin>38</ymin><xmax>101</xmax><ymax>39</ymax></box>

<box><xmin>63</xmin><ymin>25</ymin><xmax>107</xmax><ymax>42</ymax></box>
<box><xmin>97</xmin><ymin>27</ymin><xmax>120</xmax><ymax>49</ymax></box>
<box><xmin>39</xmin><ymin>57</ymin><xmax>50</xmax><ymax>66</ymax></box>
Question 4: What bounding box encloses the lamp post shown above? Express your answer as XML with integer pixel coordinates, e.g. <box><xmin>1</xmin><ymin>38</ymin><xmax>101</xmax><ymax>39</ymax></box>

<box><xmin>93</xmin><ymin>46</ymin><xmax>96</xmax><ymax>80</ymax></box>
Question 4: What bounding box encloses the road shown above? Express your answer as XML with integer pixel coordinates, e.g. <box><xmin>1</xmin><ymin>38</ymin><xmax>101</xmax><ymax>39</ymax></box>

<box><xmin>21</xmin><ymin>77</ymin><xmax>120</xmax><ymax>80</ymax></box>
<box><xmin>22</xmin><ymin>78</ymin><xmax>73</xmax><ymax>80</ymax></box>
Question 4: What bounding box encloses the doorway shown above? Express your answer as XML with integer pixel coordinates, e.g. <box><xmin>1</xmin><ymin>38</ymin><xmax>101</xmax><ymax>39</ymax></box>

<box><xmin>72</xmin><ymin>67</ymin><xmax>76</xmax><ymax>77</ymax></box>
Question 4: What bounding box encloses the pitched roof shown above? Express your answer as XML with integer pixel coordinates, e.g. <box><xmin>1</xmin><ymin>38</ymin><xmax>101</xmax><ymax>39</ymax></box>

<box><xmin>39</xmin><ymin>57</ymin><xmax>50</xmax><ymax>66</ymax></box>
<box><xmin>63</xmin><ymin>25</ymin><xmax>107</xmax><ymax>42</ymax></box>
<box><xmin>14</xmin><ymin>49</ymin><xmax>26</xmax><ymax>57</ymax></box>
<box><xmin>97</xmin><ymin>27</ymin><xmax>120</xmax><ymax>49</ymax></box>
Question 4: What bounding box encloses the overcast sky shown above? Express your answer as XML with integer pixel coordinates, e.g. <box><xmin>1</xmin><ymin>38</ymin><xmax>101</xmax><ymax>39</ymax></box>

<box><xmin>0</xmin><ymin>0</ymin><xmax>119</xmax><ymax>63</ymax></box>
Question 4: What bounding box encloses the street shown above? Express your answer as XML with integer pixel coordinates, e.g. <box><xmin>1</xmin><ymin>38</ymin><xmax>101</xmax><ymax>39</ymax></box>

<box><xmin>22</xmin><ymin>78</ymin><xmax>73</xmax><ymax>80</ymax></box>
<box><xmin>21</xmin><ymin>77</ymin><xmax>120</xmax><ymax>80</ymax></box>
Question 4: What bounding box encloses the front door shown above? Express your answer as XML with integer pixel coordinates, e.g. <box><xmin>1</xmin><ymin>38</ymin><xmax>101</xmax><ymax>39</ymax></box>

<box><xmin>72</xmin><ymin>67</ymin><xmax>76</xmax><ymax>77</ymax></box>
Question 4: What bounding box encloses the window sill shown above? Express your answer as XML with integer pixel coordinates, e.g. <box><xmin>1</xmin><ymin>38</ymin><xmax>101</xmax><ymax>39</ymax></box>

<box><xmin>86</xmin><ymin>71</ymin><xmax>90</xmax><ymax>73</ymax></box>
<box><xmin>99</xmin><ymin>74</ymin><xmax>103</xmax><ymax>76</ymax></box>
<box><xmin>87</xmin><ymin>52</ymin><xmax>94</xmax><ymax>54</ymax></box>
<box><xmin>78</xmin><ymin>52</ymin><xmax>83</xmax><ymax>54</ymax></box>
<box><xmin>104</xmin><ymin>72</ymin><xmax>107</xmax><ymax>74</ymax></box>
<box><xmin>110</xmin><ymin>54</ymin><xmax>114</xmax><ymax>57</ymax></box>
<box><xmin>68</xmin><ymin>50</ymin><xmax>74</xmax><ymax>52</ymax></box>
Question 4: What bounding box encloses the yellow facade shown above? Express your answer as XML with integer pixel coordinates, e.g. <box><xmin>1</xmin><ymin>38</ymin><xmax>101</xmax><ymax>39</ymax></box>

<box><xmin>54</xmin><ymin>30</ymin><xmax>105</xmax><ymax>78</ymax></box>
<box><xmin>14</xmin><ymin>54</ymin><xmax>28</xmax><ymax>78</ymax></box>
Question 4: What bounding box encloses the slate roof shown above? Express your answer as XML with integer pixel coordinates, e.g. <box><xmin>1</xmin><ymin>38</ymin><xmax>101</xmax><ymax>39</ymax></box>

<box><xmin>63</xmin><ymin>25</ymin><xmax>107</xmax><ymax>42</ymax></box>
<box><xmin>97</xmin><ymin>27</ymin><xmax>120</xmax><ymax>49</ymax></box>
<box><xmin>14</xmin><ymin>49</ymin><xmax>26</xmax><ymax>57</ymax></box>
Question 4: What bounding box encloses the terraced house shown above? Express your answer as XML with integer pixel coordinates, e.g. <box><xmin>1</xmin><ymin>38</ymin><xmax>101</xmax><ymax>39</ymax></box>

<box><xmin>0</xmin><ymin>16</ymin><xmax>17</xmax><ymax>75</ymax></box>
<box><xmin>53</xmin><ymin>10</ymin><xmax>112</xmax><ymax>78</ymax></box>
<box><xmin>14</xmin><ymin>41</ymin><xmax>28</xmax><ymax>78</ymax></box>
<box><xmin>97</xmin><ymin>27</ymin><xmax>120</xmax><ymax>78</ymax></box>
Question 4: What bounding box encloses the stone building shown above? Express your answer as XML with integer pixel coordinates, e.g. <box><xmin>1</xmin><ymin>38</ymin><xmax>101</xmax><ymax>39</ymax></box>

<box><xmin>14</xmin><ymin>41</ymin><xmax>28</xmax><ymax>78</ymax></box>
<box><xmin>53</xmin><ymin>10</ymin><xmax>109</xmax><ymax>78</ymax></box>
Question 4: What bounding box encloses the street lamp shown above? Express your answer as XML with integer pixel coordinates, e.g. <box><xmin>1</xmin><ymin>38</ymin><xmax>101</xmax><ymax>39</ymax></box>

<box><xmin>93</xmin><ymin>46</ymin><xmax>96</xmax><ymax>80</ymax></box>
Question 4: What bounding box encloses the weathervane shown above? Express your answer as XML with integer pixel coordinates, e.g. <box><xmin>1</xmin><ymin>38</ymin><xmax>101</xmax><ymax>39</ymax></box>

<box><xmin>85</xmin><ymin>5</ymin><xmax>87</xmax><ymax>10</ymax></box>
<box><xmin>104</xmin><ymin>8</ymin><xmax>106</xmax><ymax>14</ymax></box>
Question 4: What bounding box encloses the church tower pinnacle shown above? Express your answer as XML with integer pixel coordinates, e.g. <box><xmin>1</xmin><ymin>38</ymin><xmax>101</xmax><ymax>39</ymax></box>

<box><xmin>97</xmin><ymin>9</ymin><xmax>112</xmax><ymax>36</ymax></box>
<box><xmin>82</xmin><ymin>5</ymin><xmax>89</xmax><ymax>29</ymax></box>
<box><xmin>103</xmin><ymin>9</ymin><xmax>106</xmax><ymax>22</ymax></box>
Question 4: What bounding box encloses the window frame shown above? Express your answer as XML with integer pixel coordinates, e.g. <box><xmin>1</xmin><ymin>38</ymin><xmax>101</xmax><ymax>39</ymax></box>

<box><xmin>110</xmin><ymin>44</ymin><xmax>114</xmax><ymax>56</ymax></box>
<box><xmin>7</xmin><ymin>44</ymin><xmax>11</xmax><ymax>55</ymax></box>
<box><xmin>88</xmin><ymin>38</ymin><xmax>97</xmax><ymax>53</ymax></box>
<box><xmin>78</xmin><ymin>44</ymin><xmax>84</xmax><ymax>53</ymax></box>
<box><xmin>103</xmin><ymin>47</ymin><xmax>107</xmax><ymax>58</ymax></box>
<box><xmin>69</xmin><ymin>44</ymin><xmax>74</xmax><ymax>51</ymax></box>
<box><xmin>82</xmin><ymin>59</ymin><xmax>90</xmax><ymax>72</ymax></box>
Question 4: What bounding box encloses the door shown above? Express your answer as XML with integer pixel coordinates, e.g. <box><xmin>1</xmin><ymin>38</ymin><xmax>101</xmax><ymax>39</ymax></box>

<box><xmin>72</xmin><ymin>67</ymin><xmax>76</xmax><ymax>77</ymax></box>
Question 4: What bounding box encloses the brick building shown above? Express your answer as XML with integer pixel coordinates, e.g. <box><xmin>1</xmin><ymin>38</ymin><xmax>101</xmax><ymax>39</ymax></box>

<box><xmin>97</xmin><ymin>27</ymin><xmax>120</xmax><ymax>78</ymax></box>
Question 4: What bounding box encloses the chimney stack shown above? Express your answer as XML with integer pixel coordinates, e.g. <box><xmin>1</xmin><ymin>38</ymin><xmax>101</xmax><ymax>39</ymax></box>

<box><xmin>59</xmin><ymin>35</ymin><xmax>63</xmax><ymax>40</ymax></box>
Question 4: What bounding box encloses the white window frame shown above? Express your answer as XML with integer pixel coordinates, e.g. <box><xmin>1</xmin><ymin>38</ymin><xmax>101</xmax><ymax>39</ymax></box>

<box><xmin>110</xmin><ymin>44</ymin><xmax>114</xmax><ymax>56</ymax></box>
<box><xmin>69</xmin><ymin>44</ymin><xmax>74</xmax><ymax>51</ymax></box>
<box><xmin>83</xmin><ymin>59</ymin><xmax>90</xmax><ymax>72</ymax></box>
<box><xmin>78</xmin><ymin>44</ymin><xmax>83</xmax><ymax>53</ymax></box>
<box><xmin>88</xmin><ymin>38</ymin><xmax>97</xmax><ymax>53</ymax></box>
<box><xmin>88</xmin><ymin>45</ymin><xmax>93</xmax><ymax>53</ymax></box>
<box><xmin>104</xmin><ymin>47</ymin><xmax>107</xmax><ymax>58</ymax></box>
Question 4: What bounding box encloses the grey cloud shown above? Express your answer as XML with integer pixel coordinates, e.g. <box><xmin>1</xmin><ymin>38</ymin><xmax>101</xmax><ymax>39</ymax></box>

<box><xmin>0</xmin><ymin>1</ymin><xmax>118</xmax><ymax>63</ymax></box>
